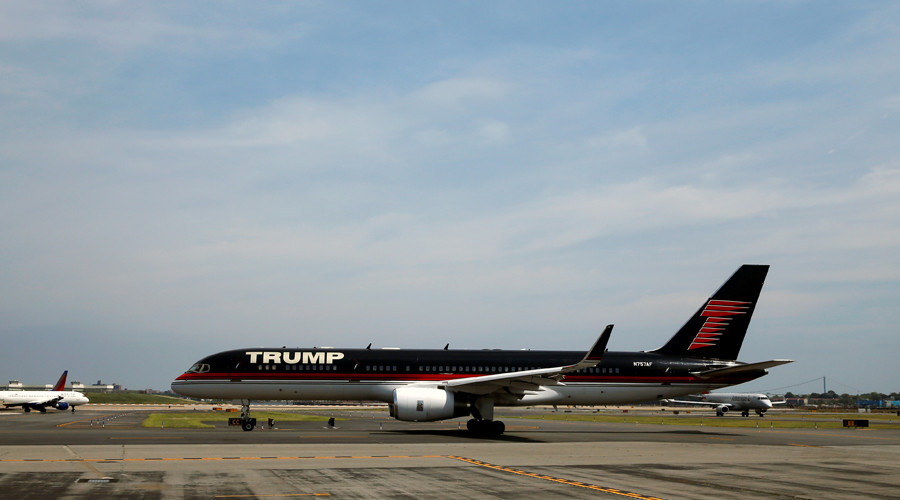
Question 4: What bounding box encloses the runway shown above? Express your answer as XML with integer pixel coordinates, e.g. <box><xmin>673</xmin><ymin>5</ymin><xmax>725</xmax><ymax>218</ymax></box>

<box><xmin>1</xmin><ymin>406</ymin><xmax>899</xmax><ymax>499</ymax></box>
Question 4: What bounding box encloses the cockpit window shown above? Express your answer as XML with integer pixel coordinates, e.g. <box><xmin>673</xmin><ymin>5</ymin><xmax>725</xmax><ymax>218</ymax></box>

<box><xmin>187</xmin><ymin>363</ymin><xmax>211</xmax><ymax>373</ymax></box>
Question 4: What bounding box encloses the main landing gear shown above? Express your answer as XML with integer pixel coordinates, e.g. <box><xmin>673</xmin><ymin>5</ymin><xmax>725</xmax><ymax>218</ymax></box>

<box><xmin>467</xmin><ymin>397</ymin><xmax>505</xmax><ymax>435</ymax></box>
<box><xmin>466</xmin><ymin>419</ymin><xmax>505</xmax><ymax>435</ymax></box>
<box><xmin>239</xmin><ymin>400</ymin><xmax>257</xmax><ymax>431</ymax></box>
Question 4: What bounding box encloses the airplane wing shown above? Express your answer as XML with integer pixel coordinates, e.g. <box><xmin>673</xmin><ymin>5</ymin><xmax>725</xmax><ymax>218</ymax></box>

<box><xmin>2</xmin><ymin>395</ymin><xmax>62</xmax><ymax>408</ymax></box>
<box><xmin>690</xmin><ymin>359</ymin><xmax>794</xmax><ymax>379</ymax></box>
<box><xmin>663</xmin><ymin>399</ymin><xmax>733</xmax><ymax>408</ymax></box>
<box><xmin>35</xmin><ymin>395</ymin><xmax>63</xmax><ymax>405</ymax></box>
<box><xmin>433</xmin><ymin>325</ymin><xmax>612</xmax><ymax>397</ymax></box>
<box><xmin>29</xmin><ymin>395</ymin><xmax>63</xmax><ymax>406</ymax></box>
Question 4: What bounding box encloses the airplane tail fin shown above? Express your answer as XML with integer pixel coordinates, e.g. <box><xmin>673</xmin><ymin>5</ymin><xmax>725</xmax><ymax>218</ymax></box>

<box><xmin>52</xmin><ymin>370</ymin><xmax>68</xmax><ymax>391</ymax></box>
<box><xmin>649</xmin><ymin>265</ymin><xmax>769</xmax><ymax>361</ymax></box>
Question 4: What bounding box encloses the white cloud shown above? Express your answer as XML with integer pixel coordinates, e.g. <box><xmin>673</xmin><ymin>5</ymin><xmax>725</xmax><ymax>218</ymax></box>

<box><xmin>0</xmin><ymin>2</ymin><xmax>299</xmax><ymax>51</ymax></box>
<box><xmin>477</xmin><ymin>120</ymin><xmax>511</xmax><ymax>144</ymax></box>
<box><xmin>409</xmin><ymin>77</ymin><xmax>512</xmax><ymax>112</ymax></box>
<box><xmin>585</xmin><ymin>126</ymin><xmax>648</xmax><ymax>149</ymax></box>
<box><xmin>2</xmin><ymin>3</ymin><xmax>900</xmax><ymax>392</ymax></box>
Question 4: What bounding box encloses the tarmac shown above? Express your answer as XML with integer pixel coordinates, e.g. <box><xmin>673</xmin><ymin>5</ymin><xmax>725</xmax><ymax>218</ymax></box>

<box><xmin>1</xmin><ymin>405</ymin><xmax>899</xmax><ymax>499</ymax></box>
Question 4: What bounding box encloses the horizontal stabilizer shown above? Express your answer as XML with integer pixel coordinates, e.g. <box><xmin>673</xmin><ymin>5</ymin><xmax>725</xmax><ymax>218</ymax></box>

<box><xmin>690</xmin><ymin>359</ymin><xmax>793</xmax><ymax>379</ymax></box>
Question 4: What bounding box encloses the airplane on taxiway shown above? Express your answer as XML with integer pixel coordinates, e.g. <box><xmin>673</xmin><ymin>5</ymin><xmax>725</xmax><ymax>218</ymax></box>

<box><xmin>0</xmin><ymin>371</ymin><xmax>89</xmax><ymax>413</ymax></box>
<box><xmin>172</xmin><ymin>264</ymin><xmax>793</xmax><ymax>434</ymax></box>
<box><xmin>664</xmin><ymin>392</ymin><xmax>788</xmax><ymax>417</ymax></box>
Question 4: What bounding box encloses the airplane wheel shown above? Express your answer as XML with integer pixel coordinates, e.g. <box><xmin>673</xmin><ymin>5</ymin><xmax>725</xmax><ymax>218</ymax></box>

<box><xmin>466</xmin><ymin>419</ymin><xmax>487</xmax><ymax>434</ymax></box>
<box><xmin>241</xmin><ymin>420</ymin><xmax>254</xmax><ymax>431</ymax></box>
<box><xmin>24</xmin><ymin>407</ymin><xmax>30</xmax><ymax>413</ymax></box>
<box><xmin>466</xmin><ymin>419</ymin><xmax>505</xmax><ymax>435</ymax></box>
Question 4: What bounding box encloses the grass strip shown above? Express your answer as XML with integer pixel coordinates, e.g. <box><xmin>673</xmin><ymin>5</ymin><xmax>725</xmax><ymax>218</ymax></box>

<box><xmin>85</xmin><ymin>393</ymin><xmax>197</xmax><ymax>404</ymax></box>
<box><xmin>502</xmin><ymin>413</ymin><xmax>900</xmax><ymax>429</ymax></box>
<box><xmin>143</xmin><ymin>411</ymin><xmax>337</xmax><ymax>429</ymax></box>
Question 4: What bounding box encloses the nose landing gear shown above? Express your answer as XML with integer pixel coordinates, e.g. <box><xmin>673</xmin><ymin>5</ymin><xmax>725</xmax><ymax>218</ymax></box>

<box><xmin>239</xmin><ymin>400</ymin><xmax>257</xmax><ymax>431</ymax></box>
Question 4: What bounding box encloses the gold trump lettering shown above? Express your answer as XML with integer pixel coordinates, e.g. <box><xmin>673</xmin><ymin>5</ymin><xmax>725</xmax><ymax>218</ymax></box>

<box><xmin>245</xmin><ymin>351</ymin><xmax>345</xmax><ymax>364</ymax></box>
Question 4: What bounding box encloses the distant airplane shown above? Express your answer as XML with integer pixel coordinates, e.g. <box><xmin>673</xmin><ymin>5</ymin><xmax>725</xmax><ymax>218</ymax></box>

<box><xmin>173</xmin><ymin>264</ymin><xmax>793</xmax><ymax>434</ymax></box>
<box><xmin>664</xmin><ymin>392</ymin><xmax>787</xmax><ymax>417</ymax></box>
<box><xmin>0</xmin><ymin>371</ymin><xmax>90</xmax><ymax>413</ymax></box>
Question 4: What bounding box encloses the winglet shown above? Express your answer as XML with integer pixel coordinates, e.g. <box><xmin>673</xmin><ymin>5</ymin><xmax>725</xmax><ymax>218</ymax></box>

<box><xmin>586</xmin><ymin>324</ymin><xmax>612</xmax><ymax>361</ymax></box>
<box><xmin>563</xmin><ymin>325</ymin><xmax>613</xmax><ymax>373</ymax></box>
<box><xmin>52</xmin><ymin>370</ymin><xmax>68</xmax><ymax>392</ymax></box>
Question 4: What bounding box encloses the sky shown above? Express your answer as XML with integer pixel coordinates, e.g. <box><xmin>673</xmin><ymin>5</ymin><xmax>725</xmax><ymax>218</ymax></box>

<box><xmin>1</xmin><ymin>2</ymin><xmax>898</xmax><ymax>395</ymax></box>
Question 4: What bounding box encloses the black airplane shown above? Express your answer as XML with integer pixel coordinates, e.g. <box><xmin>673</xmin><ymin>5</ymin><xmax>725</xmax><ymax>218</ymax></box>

<box><xmin>172</xmin><ymin>264</ymin><xmax>792</xmax><ymax>434</ymax></box>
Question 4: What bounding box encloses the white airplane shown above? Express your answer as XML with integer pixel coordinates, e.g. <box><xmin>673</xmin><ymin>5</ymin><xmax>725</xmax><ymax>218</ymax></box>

<box><xmin>664</xmin><ymin>392</ymin><xmax>787</xmax><ymax>417</ymax></box>
<box><xmin>0</xmin><ymin>371</ymin><xmax>89</xmax><ymax>413</ymax></box>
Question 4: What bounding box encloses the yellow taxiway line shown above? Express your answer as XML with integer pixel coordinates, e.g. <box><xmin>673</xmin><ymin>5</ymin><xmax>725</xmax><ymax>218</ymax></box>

<box><xmin>0</xmin><ymin>453</ymin><xmax>667</xmax><ymax>498</ymax></box>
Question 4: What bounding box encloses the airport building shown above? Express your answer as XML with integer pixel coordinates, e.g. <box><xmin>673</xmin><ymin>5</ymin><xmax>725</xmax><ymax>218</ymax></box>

<box><xmin>3</xmin><ymin>379</ymin><xmax>118</xmax><ymax>393</ymax></box>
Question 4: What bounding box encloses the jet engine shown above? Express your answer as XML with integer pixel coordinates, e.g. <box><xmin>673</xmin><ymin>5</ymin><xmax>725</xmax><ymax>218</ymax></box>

<box><xmin>54</xmin><ymin>402</ymin><xmax>69</xmax><ymax>411</ymax></box>
<box><xmin>715</xmin><ymin>405</ymin><xmax>729</xmax><ymax>416</ymax></box>
<box><xmin>390</xmin><ymin>387</ymin><xmax>469</xmax><ymax>422</ymax></box>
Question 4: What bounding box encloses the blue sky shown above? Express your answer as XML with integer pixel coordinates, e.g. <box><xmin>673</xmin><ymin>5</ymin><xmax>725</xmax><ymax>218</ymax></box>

<box><xmin>1</xmin><ymin>2</ymin><xmax>898</xmax><ymax>394</ymax></box>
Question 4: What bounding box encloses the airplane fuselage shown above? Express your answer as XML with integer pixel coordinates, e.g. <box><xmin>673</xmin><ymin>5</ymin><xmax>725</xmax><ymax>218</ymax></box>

<box><xmin>700</xmin><ymin>392</ymin><xmax>777</xmax><ymax>412</ymax></box>
<box><xmin>0</xmin><ymin>390</ymin><xmax>89</xmax><ymax>410</ymax></box>
<box><xmin>664</xmin><ymin>391</ymin><xmax>785</xmax><ymax>416</ymax></box>
<box><xmin>172</xmin><ymin>347</ymin><xmax>767</xmax><ymax>406</ymax></box>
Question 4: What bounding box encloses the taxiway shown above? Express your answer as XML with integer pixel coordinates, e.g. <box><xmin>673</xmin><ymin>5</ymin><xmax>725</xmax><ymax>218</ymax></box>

<box><xmin>1</xmin><ymin>406</ymin><xmax>898</xmax><ymax>499</ymax></box>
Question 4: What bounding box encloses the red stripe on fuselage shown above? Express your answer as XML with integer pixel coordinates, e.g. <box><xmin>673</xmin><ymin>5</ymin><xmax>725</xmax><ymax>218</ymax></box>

<box><xmin>174</xmin><ymin>372</ymin><xmax>757</xmax><ymax>385</ymax></box>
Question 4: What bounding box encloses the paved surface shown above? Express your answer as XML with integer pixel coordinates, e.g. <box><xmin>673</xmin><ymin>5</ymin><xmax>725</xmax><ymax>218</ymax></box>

<box><xmin>1</xmin><ymin>406</ymin><xmax>898</xmax><ymax>499</ymax></box>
